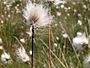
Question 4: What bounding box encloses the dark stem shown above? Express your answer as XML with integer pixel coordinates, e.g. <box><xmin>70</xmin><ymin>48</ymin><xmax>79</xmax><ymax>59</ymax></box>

<box><xmin>32</xmin><ymin>24</ymin><xmax>34</xmax><ymax>68</ymax></box>
<box><xmin>48</xmin><ymin>24</ymin><xmax>52</xmax><ymax>68</ymax></box>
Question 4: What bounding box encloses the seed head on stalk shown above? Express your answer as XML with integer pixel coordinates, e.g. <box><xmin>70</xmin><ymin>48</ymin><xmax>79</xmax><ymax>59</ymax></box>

<box><xmin>23</xmin><ymin>0</ymin><xmax>53</xmax><ymax>29</ymax></box>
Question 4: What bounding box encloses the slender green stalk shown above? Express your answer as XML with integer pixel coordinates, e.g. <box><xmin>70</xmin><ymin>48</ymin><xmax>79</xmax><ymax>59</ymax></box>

<box><xmin>40</xmin><ymin>39</ymin><xmax>66</xmax><ymax>68</ymax></box>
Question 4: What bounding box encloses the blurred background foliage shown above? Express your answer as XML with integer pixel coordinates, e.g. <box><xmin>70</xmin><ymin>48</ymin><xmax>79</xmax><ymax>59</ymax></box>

<box><xmin>0</xmin><ymin>0</ymin><xmax>90</xmax><ymax>68</ymax></box>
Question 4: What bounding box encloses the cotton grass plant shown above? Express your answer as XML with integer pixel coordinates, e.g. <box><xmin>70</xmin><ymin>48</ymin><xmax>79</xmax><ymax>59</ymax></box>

<box><xmin>0</xmin><ymin>0</ymin><xmax>90</xmax><ymax>68</ymax></box>
<box><xmin>0</xmin><ymin>46</ymin><xmax>12</xmax><ymax>64</ymax></box>
<box><xmin>23</xmin><ymin>0</ymin><xmax>53</xmax><ymax>67</ymax></box>
<box><xmin>23</xmin><ymin>1</ymin><xmax>52</xmax><ymax>28</ymax></box>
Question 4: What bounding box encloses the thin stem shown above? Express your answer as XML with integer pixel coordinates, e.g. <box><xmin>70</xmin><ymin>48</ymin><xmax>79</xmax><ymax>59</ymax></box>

<box><xmin>40</xmin><ymin>39</ymin><xmax>66</xmax><ymax>68</ymax></box>
<box><xmin>32</xmin><ymin>24</ymin><xmax>34</xmax><ymax>68</ymax></box>
<box><xmin>48</xmin><ymin>24</ymin><xmax>52</xmax><ymax>68</ymax></box>
<box><xmin>13</xmin><ymin>36</ymin><xmax>23</xmax><ymax>47</ymax></box>
<box><xmin>59</xmin><ymin>22</ymin><xmax>82</xmax><ymax>67</ymax></box>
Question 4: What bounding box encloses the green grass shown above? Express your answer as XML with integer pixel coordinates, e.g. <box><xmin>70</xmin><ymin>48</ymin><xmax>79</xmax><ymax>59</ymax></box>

<box><xmin>0</xmin><ymin>0</ymin><xmax>90</xmax><ymax>68</ymax></box>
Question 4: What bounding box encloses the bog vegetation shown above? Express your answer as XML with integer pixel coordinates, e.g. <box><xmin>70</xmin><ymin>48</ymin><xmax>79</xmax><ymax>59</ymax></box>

<box><xmin>0</xmin><ymin>0</ymin><xmax>90</xmax><ymax>68</ymax></box>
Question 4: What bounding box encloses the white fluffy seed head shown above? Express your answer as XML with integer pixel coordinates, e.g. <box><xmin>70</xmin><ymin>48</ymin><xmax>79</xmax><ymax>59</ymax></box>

<box><xmin>54</xmin><ymin>43</ymin><xmax>58</xmax><ymax>47</ymax></box>
<box><xmin>1</xmin><ymin>20</ymin><xmax>4</xmax><ymax>24</ymax></box>
<box><xmin>83</xmin><ymin>5</ymin><xmax>87</xmax><ymax>9</ymax></box>
<box><xmin>62</xmin><ymin>33</ymin><xmax>68</xmax><ymax>38</ymax></box>
<box><xmin>72</xmin><ymin>32</ymin><xmax>89</xmax><ymax>50</ymax></box>
<box><xmin>77</xmin><ymin>32</ymin><xmax>82</xmax><ymax>36</ymax></box>
<box><xmin>83</xmin><ymin>54</ymin><xmax>90</xmax><ymax>68</ymax></box>
<box><xmin>54</xmin><ymin>0</ymin><xmax>66</xmax><ymax>5</ymax></box>
<box><xmin>16</xmin><ymin>46</ymin><xmax>30</xmax><ymax>62</ymax></box>
<box><xmin>3</xmin><ymin>1</ymin><xmax>7</xmax><ymax>5</ymax></box>
<box><xmin>0</xmin><ymin>46</ymin><xmax>3</xmax><ymax>50</ymax></box>
<box><xmin>78</xmin><ymin>20</ymin><xmax>82</xmax><ymax>26</ymax></box>
<box><xmin>56</xmin><ymin>12</ymin><xmax>61</xmax><ymax>16</ymax></box>
<box><xmin>60</xmin><ymin>4</ymin><xmax>64</xmax><ymax>8</ymax></box>
<box><xmin>56</xmin><ymin>36</ymin><xmax>59</xmax><ymax>40</ymax></box>
<box><xmin>29</xmin><ymin>50</ymin><xmax>32</xmax><ymax>55</ymax></box>
<box><xmin>23</xmin><ymin>1</ymin><xmax>53</xmax><ymax>28</ymax></box>
<box><xmin>1</xmin><ymin>51</ymin><xmax>12</xmax><ymax>64</ymax></box>
<box><xmin>20</xmin><ymin>38</ymin><xmax>25</xmax><ymax>43</ymax></box>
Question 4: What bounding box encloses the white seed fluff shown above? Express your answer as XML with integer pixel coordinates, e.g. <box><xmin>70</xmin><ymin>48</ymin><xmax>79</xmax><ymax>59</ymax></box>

<box><xmin>1</xmin><ymin>51</ymin><xmax>12</xmax><ymax>64</ymax></box>
<box><xmin>72</xmin><ymin>32</ymin><xmax>89</xmax><ymax>50</ymax></box>
<box><xmin>16</xmin><ymin>46</ymin><xmax>30</xmax><ymax>62</ymax></box>
<box><xmin>23</xmin><ymin>1</ymin><xmax>52</xmax><ymax>28</ymax></box>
